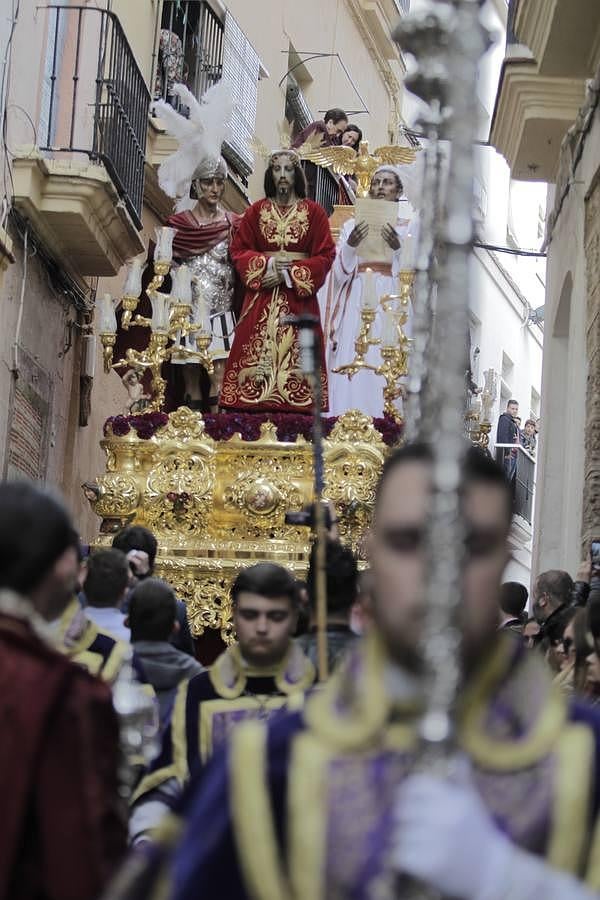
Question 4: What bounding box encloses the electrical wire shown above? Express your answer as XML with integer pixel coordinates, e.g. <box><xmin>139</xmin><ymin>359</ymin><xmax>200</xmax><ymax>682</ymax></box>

<box><xmin>474</xmin><ymin>241</ymin><xmax>546</xmax><ymax>258</ymax></box>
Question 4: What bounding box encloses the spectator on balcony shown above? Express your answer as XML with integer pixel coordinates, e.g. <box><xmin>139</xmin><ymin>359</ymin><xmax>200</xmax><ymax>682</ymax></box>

<box><xmin>520</xmin><ymin>418</ymin><xmax>537</xmax><ymax>455</ymax></box>
<box><xmin>320</xmin><ymin>165</ymin><xmax>412</xmax><ymax>417</ymax></box>
<box><xmin>496</xmin><ymin>399</ymin><xmax>519</xmax><ymax>479</ymax></box>
<box><xmin>341</xmin><ymin>124</ymin><xmax>363</xmax><ymax>148</ymax></box>
<box><xmin>292</xmin><ymin>107</ymin><xmax>348</xmax><ymax>149</ymax></box>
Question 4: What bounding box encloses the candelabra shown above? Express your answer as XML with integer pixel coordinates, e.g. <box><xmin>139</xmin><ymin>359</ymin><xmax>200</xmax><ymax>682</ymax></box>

<box><xmin>97</xmin><ymin>227</ymin><xmax>215</xmax><ymax>412</ymax></box>
<box><xmin>333</xmin><ymin>269</ymin><xmax>414</xmax><ymax>422</ymax></box>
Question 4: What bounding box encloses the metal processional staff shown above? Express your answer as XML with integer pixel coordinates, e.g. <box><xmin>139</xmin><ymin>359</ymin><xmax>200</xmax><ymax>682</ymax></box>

<box><xmin>392</xmin><ymin>0</ymin><xmax>491</xmax><ymax>895</ymax></box>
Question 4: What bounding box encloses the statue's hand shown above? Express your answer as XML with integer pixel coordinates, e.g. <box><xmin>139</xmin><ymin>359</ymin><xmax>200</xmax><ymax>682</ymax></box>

<box><xmin>347</xmin><ymin>221</ymin><xmax>369</xmax><ymax>248</ymax></box>
<box><xmin>382</xmin><ymin>223</ymin><xmax>401</xmax><ymax>250</ymax></box>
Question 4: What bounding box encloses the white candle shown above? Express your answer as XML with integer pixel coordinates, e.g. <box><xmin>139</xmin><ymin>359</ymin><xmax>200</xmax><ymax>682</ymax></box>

<box><xmin>123</xmin><ymin>257</ymin><xmax>144</xmax><ymax>297</ymax></box>
<box><xmin>171</xmin><ymin>264</ymin><xmax>193</xmax><ymax>304</ymax></box>
<box><xmin>153</xmin><ymin>226</ymin><xmax>177</xmax><ymax>263</ymax></box>
<box><xmin>381</xmin><ymin>309</ymin><xmax>398</xmax><ymax>347</ymax></box>
<box><xmin>401</xmin><ymin>231</ymin><xmax>414</xmax><ymax>269</ymax></box>
<box><xmin>194</xmin><ymin>286</ymin><xmax>211</xmax><ymax>334</ymax></box>
<box><xmin>150</xmin><ymin>292</ymin><xmax>171</xmax><ymax>332</ymax></box>
<box><xmin>362</xmin><ymin>268</ymin><xmax>378</xmax><ymax>310</ymax></box>
<box><xmin>97</xmin><ymin>293</ymin><xmax>117</xmax><ymax>333</ymax></box>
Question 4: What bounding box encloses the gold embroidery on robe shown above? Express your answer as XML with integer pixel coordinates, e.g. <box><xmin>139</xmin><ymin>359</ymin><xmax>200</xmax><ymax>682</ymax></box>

<box><xmin>220</xmin><ymin>289</ymin><xmax>312</xmax><ymax>408</ymax></box>
<box><xmin>290</xmin><ymin>264</ymin><xmax>314</xmax><ymax>296</ymax></box>
<box><xmin>245</xmin><ymin>254</ymin><xmax>267</xmax><ymax>289</ymax></box>
<box><xmin>259</xmin><ymin>201</ymin><xmax>310</xmax><ymax>248</ymax></box>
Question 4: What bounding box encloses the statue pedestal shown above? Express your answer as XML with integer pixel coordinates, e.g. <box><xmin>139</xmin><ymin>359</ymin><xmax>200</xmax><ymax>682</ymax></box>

<box><xmin>85</xmin><ymin>408</ymin><xmax>396</xmax><ymax>643</ymax></box>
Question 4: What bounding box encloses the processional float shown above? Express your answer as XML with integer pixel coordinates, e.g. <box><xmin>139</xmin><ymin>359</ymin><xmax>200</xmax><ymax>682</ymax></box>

<box><xmin>83</xmin><ymin>0</ymin><xmax>492</xmax><ymax>706</ymax></box>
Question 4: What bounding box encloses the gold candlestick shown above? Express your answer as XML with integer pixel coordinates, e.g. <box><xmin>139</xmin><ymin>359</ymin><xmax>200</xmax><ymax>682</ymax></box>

<box><xmin>113</xmin><ymin>332</ymin><xmax>170</xmax><ymax>412</ymax></box>
<box><xmin>100</xmin><ymin>333</ymin><xmax>117</xmax><ymax>374</ymax></box>
<box><xmin>120</xmin><ymin>260</ymin><xmax>171</xmax><ymax>330</ymax></box>
<box><xmin>332</xmin><ymin>307</ymin><xmax>379</xmax><ymax>379</ymax></box>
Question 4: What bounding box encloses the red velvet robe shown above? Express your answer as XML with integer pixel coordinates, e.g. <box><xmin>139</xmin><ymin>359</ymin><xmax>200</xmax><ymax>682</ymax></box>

<box><xmin>220</xmin><ymin>198</ymin><xmax>335</xmax><ymax>413</ymax></box>
<box><xmin>0</xmin><ymin>611</ymin><xmax>126</xmax><ymax>899</ymax></box>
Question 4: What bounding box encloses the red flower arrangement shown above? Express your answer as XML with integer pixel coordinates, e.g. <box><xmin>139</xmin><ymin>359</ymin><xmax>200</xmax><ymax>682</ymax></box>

<box><xmin>104</xmin><ymin>411</ymin><xmax>169</xmax><ymax>440</ymax></box>
<box><xmin>104</xmin><ymin>411</ymin><xmax>402</xmax><ymax>446</ymax></box>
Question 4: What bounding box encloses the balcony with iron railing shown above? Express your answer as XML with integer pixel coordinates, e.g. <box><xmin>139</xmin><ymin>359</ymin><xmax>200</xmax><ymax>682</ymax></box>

<box><xmin>12</xmin><ymin>6</ymin><xmax>148</xmax><ymax>275</ymax></box>
<box><xmin>148</xmin><ymin>1</ymin><xmax>353</xmax><ymax>220</ymax></box>
<box><xmin>495</xmin><ymin>443</ymin><xmax>536</xmax><ymax>525</ymax></box>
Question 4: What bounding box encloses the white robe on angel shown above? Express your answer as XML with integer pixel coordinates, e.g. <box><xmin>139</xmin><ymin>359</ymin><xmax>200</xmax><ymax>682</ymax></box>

<box><xmin>319</xmin><ymin>210</ymin><xmax>414</xmax><ymax>418</ymax></box>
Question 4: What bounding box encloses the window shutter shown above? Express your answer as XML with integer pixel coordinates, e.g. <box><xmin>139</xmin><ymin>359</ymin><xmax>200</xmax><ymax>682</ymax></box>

<box><xmin>221</xmin><ymin>11</ymin><xmax>259</xmax><ymax>177</ymax></box>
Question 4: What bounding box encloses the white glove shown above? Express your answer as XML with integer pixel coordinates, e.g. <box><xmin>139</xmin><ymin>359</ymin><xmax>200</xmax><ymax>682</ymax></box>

<box><xmin>392</xmin><ymin>771</ymin><xmax>599</xmax><ymax>900</ymax></box>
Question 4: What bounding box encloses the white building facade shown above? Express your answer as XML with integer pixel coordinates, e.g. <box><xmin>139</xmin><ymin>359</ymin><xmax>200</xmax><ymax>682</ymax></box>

<box><xmin>403</xmin><ymin>0</ymin><xmax>546</xmax><ymax>587</ymax></box>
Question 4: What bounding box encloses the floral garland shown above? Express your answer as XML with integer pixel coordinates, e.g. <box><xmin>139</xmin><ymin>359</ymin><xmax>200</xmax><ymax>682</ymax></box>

<box><xmin>104</xmin><ymin>411</ymin><xmax>402</xmax><ymax>446</ymax></box>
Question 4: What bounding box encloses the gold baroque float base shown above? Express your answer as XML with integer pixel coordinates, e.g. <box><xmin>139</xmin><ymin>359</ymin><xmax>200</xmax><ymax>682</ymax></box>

<box><xmin>84</xmin><ymin>408</ymin><xmax>389</xmax><ymax>643</ymax></box>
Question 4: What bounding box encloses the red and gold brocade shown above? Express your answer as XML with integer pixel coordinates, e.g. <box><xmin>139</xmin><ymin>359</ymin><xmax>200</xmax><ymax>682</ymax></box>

<box><xmin>220</xmin><ymin>199</ymin><xmax>335</xmax><ymax>413</ymax></box>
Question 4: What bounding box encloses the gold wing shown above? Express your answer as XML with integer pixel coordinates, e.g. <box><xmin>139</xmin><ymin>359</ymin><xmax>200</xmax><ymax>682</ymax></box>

<box><xmin>300</xmin><ymin>144</ymin><xmax>358</xmax><ymax>175</ymax></box>
<box><xmin>373</xmin><ymin>145</ymin><xmax>418</xmax><ymax>166</ymax></box>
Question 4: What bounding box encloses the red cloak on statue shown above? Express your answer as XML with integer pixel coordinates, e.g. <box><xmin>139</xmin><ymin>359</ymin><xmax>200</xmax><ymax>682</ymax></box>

<box><xmin>220</xmin><ymin>198</ymin><xmax>335</xmax><ymax>413</ymax></box>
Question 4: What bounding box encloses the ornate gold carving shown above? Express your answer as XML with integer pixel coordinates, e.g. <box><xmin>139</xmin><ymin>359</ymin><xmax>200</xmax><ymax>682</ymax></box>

<box><xmin>158</xmin><ymin>406</ymin><xmax>212</xmax><ymax>443</ymax></box>
<box><xmin>85</xmin><ymin>409</ymin><xmax>391</xmax><ymax>636</ymax></box>
<box><xmin>259</xmin><ymin>200</ymin><xmax>309</xmax><ymax>248</ymax></box>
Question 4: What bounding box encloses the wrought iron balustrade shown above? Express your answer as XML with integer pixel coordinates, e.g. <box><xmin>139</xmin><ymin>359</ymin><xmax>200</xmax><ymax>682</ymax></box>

<box><xmin>302</xmin><ymin>161</ymin><xmax>353</xmax><ymax>216</ymax></box>
<box><xmin>155</xmin><ymin>1</ymin><xmax>223</xmax><ymax>104</ymax></box>
<box><xmin>495</xmin><ymin>443</ymin><xmax>536</xmax><ymax>525</ymax></box>
<box><xmin>40</xmin><ymin>6</ymin><xmax>150</xmax><ymax>228</ymax></box>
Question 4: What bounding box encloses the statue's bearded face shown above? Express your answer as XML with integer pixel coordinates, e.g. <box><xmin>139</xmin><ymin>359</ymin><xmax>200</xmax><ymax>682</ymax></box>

<box><xmin>370</xmin><ymin>172</ymin><xmax>401</xmax><ymax>201</ymax></box>
<box><xmin>194</xmin><ymin>175</ymin><xmax>225</xmax><ymax>207</ymax></box>
<box><xmin>271</xmin><ymin>155</ymin><xmax>296</xmax><ymax>201</ymax></box>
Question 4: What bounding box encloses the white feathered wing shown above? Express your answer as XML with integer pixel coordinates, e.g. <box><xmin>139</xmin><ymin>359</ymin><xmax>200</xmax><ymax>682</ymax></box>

<box><xmin>153</xmin><ymin>81</ymin><xmax>234</xmax><ymax>208</ymax></box>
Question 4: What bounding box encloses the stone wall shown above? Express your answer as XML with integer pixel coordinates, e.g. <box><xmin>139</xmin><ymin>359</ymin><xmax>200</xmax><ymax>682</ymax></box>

<box><xmin>583</xmin><ymin>168</ymin><xmax>600</xmax><ymax>553</ymax></box>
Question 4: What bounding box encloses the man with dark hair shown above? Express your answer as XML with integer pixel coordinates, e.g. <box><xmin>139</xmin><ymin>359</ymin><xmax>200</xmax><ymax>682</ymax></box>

<box><xmin>0</xmin><ymin>481</ymin><xmax>126</xmax><ymax>897</ymax></box>
<box><xmin>291</xmin><ymin>107</ymin><xmax>348</xmax><ymax>148</ymax></box>
<box><xmin>112</xmin><ymin>524</ymin><xmax>194</xmax><ymax>656</ymax></box>
<box><xmin>128</xmin><ymin>578</ymin><xmax>203</xmax><ymax>722</ymax></box>
<box><xmin>129</xmin><ymin>562</ymin><xmax>315</xmax><ymax>842</ymax></box>
<box><xmin>171</xmin><ymin>444</ymin><xmax>600</xmax><ymax>898</ymax></box>
<box><xmin>220</xmin><ymin>148</ymin><xmax>335</xmax><ymax>413</ymax></box>
<box><xmin>499</xmin><ymin>581</ymin><xmax>528</xmax><ymax>633</ymax></box>
<box><xmin>496</xmin><ymin>398</ymin><xmax>519</xmax><ymax>478</ymax></box>
<box><xmin>298</xmin><ymin>538</ymin><xmax>359</xmax><ymax>670</ymax></box>
<box><xmin>533</xmin><ymin>569</ymin><xmax>574</xmax><ymax>624</ymax></box>
<box><xmin>84</xmin><ymin>547</ymin><xmax>131</xmax><ymax>642</ymax></box>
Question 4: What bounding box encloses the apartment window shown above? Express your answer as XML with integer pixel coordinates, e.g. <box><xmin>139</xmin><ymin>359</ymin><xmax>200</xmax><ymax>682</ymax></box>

<box><xmin>530</xmin><ymin>387</ymin><xmax>540</xmax><ymax>420</ymax></box>
<box><xmin>157</xmin><ymin>3</ymin><xmax>260</xmax><ymax>180</ymax></box>
<box><xmin>500</xmin><ymin>351</ymin><xmax>514</xmax><ymax>402</ymax></box>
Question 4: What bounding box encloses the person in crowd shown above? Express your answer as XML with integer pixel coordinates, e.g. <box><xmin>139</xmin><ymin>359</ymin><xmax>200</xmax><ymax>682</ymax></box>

<box><xmin>129</xmin><ymin>562</ymin><xmax>315</xmax><ymax>843</ymax></box>
<box><xmin>219</xmin><ymin>149</ymin><xmax>335</xmax><ymax>414</ymax></box>
<box><xmin>127</xmin><ymin>578</ymin><xmax>204</xmax><ymax>723</ymax></box>
<box><xmin>523</xmin><ymin>616</ymin><xmax>541</xmax><ymax>648</ymax></box>
<box><xmin>297</xmin><ymin>538</ymin><xmax>359</xmax><ymax>672</ymax></box>
<box><xmin>84</xmin><ymin>548</ymin><xmax>131</xmax><ymax>643</ymax></box>
<box><xmin>0</xmin><ymin>481</ymin><xmax>126</xmax><ymax>898</ymax></box>
<box><xmin>292</xmin><ymin>107</ymin><xmax>348</xmax><ymax>148</ymax></box>
<box><xmin>169</xmin><ymin>445</ymin><xmax>600</xmax><ymax>899</ymax></box>
<box><xmin>533</xmin><ymin>568</ymin><xmax>574</xmax><ymax>624</ymax></box>
<box><xmin>112</xmin><ymin>525</ymin><xmax>195</xmax><ymax>656</ymax></box>
<box><xmin>520</xmin><ymin>418</ymin><xmax>537</xmax><ymax>454</ymax></box>
<box><xmin>320</xmin><ymin>165</ymin><xmax>412</xmax><ymax>416</ymax></box>
<box><xmin>351</xmin><ymin>568</ymin><xmax>374</xmax><ymax>636</ymax></box>
<box><xmin>498</xmin><ymin>581</ymin><xmax>528</xmax><ymax>633</ymax></box>
<box><xmin>496</xmin><ymin>398</ymin><xmax>519</xmax><ymax>479</ymax></box>
<box><xmin>341</xmin><ymin>123</ymin><xmax>363</xmax><ymax>147</ymax></box>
